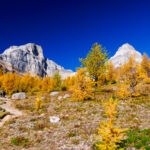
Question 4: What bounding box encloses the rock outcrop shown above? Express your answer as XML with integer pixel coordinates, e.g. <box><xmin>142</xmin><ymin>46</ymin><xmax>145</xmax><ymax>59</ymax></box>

<box><xmin>0</xmin><ymin>43</ymin><xmax>75</xmax><ymax>79</ymax></box>
<box><xmin>12</xmin><ymin>92</ymin><xmax>26</xmax><ymax>100</ymax></box>
<box><xmin>109</xmin><ymin>43</ymin><xmax>142</xmax><ymax>68</ymax></box>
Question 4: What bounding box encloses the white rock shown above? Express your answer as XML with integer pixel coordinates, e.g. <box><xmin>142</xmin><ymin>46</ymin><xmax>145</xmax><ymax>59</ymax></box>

<box><xmin>50</xmin><ymin>116</ymin><xmax>60</xmax><ymax>123</ymax></box>
<box><xmin>109</xmin><ymin>43</ymin><xmax>142</xmax><ymax>68</ymax></box>
<box><xmin>112</xmin><ymin>87</ymin><xmax>117</xmax><ymax>91</ymax></box>
<box><xmin>63</xmin><ymin>94</ymin><xmax>70</xmax><ymax>99</ymax></box>
<box><xmin>41</xmin><ymin>97</ymin><xmax>45</xmax><ymax>100</ymax></box>
<box><xmin>58</xmin><ymin>96</ymin><xmax>63</xmax><ymax>100</ymax></box>
<box><xmin>50</xmin><ymin>91</ymin><xmax>59</xmax><ymax>96</ymax></box>
<box><xmin>12</xmin><ymin>92</ymin><xmax>26</xmax><ymax>100</ymax></box>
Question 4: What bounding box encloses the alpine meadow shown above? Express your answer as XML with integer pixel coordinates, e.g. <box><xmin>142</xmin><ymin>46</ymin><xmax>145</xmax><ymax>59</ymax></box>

<box><xmin>0</xmin><ymin>0</ymin><xmax>150</xmax><ymax>150</ymax></box>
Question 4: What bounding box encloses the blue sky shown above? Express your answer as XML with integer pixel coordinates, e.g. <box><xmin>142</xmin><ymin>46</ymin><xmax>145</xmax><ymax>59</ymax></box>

<box><xmin>0</xmin><ymin>0</ymin><xmax>150</xmax><ymax>71</ymax></box>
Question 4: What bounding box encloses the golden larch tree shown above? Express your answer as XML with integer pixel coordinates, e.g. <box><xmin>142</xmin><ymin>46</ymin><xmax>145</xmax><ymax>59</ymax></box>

<box><xmin>96</xmin><ymin>97</ymin><xmax>128</xmax><ymax>150</ymax></box>
<box><xmin>141</xmin><ymin>53</ymin><xmax>150</xmax><ymax>78</ymax></box>
<box><xmin>80</xmin><ymin>43</ymin><xmax>108</xmax><ymax>92</ymax></box>
<box><xmin>72</xmin><ymin>68</ymin><xmax>94</xmax><ymax>101</ymax></box>
<box><xmin>41</xmin><ymin>76</ymin><xmax>55</xmax><ymax>92</ymax></box>
<box><xmin>107</xmin><ymin>60</ymin><xmax>116</xmax><ymax>83</ymax></box>
<box><xmin>53</xmin><ymin>70</ymin><xmax>62</xmax><ymax>90</ymax></box>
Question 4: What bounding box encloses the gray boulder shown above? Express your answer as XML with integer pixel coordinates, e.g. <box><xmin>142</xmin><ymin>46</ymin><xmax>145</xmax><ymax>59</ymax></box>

<box><xmin>58</xmin><ymin>96</ymin><xmax>63</xmax><ymax>100</ymax></box>
<box><xmin>63</xmin><ymin>94</ymin><xmax>70</xmax><ymax>99</ymax></box>
<box><xmin>50</xmin><ymin>91</ymin><xmax>59</xmax><ymax>96</ymax></box>
<box><xmin>112</xmin><ymin>87</ymin><xmax>117</xmax><ymax>91</ymax></box>
<box><xmin>12</xmin><ymin>92</ymin><xmax>26</xmax><ymax>100</ymax></box>
<box><xmin>49</xmin><ymin>116</ymin><xmax>60</xmax><ymax>123</ymax></box>
<box><xmin>41</xmin><ymin>97</ymin><xmax>45</xmax><ymax>100</ymax></box>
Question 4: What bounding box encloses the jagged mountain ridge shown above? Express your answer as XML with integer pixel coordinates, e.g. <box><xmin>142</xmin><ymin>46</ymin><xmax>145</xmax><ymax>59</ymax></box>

<box><xmin>109</xmin><ymin>43</ymin><xmax>142</xmax><ymax>68</ymax></box>
<box><xmin>0</xmin><ymin>43</ymin><xmax>143</xmax><ymax>78</ymax></box>
<box><xmin>0</xmin><ymin>43</ymin><xmax>74</xmax><ymax>78</ymax></box>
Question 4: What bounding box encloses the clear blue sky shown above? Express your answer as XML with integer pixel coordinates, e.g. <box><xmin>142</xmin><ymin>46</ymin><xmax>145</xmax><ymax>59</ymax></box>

<box><xmin>0</xmin><ymin>0</ymin><xmax>150</xmax><ymax>71</ymax></box>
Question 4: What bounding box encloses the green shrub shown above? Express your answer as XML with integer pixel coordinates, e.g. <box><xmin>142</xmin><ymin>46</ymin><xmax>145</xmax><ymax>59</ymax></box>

<box><xmin>111</xmin><ymin>80</ymin><xmax>117</xmax><ymax>84</ymax></box>
<box><xmin>66</xmin><ymin>132</ymin><xmax>76</xmax><ymax>137</ymax></box>
<box><xmin>94</xmin><ymin>128</ymin><xmax>150</xmax><ymax>150</ymax></box>
<box><xmin>120</xmin><ymin>128</ymin><xmax>150</xmax><ymax>149</ymax></box>
<box><xmin>11</xmin><ymin>136</ymin><xmax>29</xmax><ymax>147</ymax></box>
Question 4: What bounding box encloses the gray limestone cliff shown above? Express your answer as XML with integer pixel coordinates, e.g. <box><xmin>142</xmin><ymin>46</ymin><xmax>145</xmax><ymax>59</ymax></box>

<box><xmin>0</xmin><ymin>43</ymin><xmax>74</xmax><ymax>78</ymax></box>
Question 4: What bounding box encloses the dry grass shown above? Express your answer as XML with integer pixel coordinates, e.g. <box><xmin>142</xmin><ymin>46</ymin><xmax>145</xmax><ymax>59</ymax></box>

<box><xmin>0</xmin><ymin>85</ymin><xmax>150</xmax><ymax>149</ymax></box>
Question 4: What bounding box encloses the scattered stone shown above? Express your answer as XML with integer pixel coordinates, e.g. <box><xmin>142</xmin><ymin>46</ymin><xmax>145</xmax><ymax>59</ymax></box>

<box><xmin>63</xmin><ymin>94</ymin><xmax>70</xmax><ymax>99</ymax></box>
<box><xmin>12</xmin><ymin>92</ymin><xmax>26</xmax><ymax>100</ymax></box>
<box><xmin>50</xmin><ymin>91</ymin><xmax>59</xmax><ymax>96</ymax></box>
<box><xmin>41</xmin><ymin>97</ymin><xmax>45</xmax><ymax>100</ymax></box>
<box><xmin>58</xmin><ymin>96</ymin><xmax>63</xmax><ymax>100</ymax></box>
<box><xmin>49</xmin><ymin>116</ymin><xmax>60</xmax><ymax>123</ymax></box>
<box><xmin>120</xmin><ymin>80</ymin><xmax>123</xmax><ymax>83</ymax></box>
<box><xmin>40</xmin><ymin>113</ymin><xmax>45</xmax><ymax>117</ymax></box>
<box><xmin>112</xmin><ymin>87</ymin><xmax>117</xmax><ymax>91</ymax></box>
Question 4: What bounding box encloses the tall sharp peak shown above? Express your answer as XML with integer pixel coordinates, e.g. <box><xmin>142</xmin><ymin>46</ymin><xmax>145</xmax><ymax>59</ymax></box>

<box><xmin>119</xmin><ymin>43</ymin><xmax>134</xmax><ymax>49</ymax></box>
<box><xmin>109</xmin><ymin>43</ymin><xmax>142</xmax><ymax>68</ymax></box>
<box><xmin>117</xmin><ymin>43</ymin><xmax>136</xmax><ymax>52</ymax></box>
<box><xmin>3</xmin><ymin>43</ymin><xmax>44</xmax><ymax>58</ymax></box>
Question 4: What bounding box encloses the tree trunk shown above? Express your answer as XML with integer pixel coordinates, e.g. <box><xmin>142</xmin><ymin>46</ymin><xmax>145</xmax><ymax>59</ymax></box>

<box><xmin>94</xmin><ymin>82</ymin><xmax>97</xmax><ymax>99</ymax></box>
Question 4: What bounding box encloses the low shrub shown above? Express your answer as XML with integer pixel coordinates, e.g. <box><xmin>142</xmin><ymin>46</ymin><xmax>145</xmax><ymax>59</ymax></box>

<box><xmin>144</xmin><ymin>78</ymin><xmax>150</xmax><ymax>84</ymax></box>
<box><xmin>111</xmin><ymin>80</ymin><xmax>117</xmax><ymax>84</ymax></box>
<box><xmin>11</xmin><ymin>136</ymin><xmax>29</xmax><ymax>147</ymax></box>
<box><xmin>120</xmin><ymin>128</ymin><xmax>150</xmax><ymax>150</ymax></box>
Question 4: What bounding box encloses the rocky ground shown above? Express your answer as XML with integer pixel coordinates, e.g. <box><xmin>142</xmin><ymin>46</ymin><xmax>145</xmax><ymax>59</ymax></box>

<box><xmin>0</xmin><ymin>97</ymin><xmax>23</xmax><ymax>127</ymax></box>
<box><xmin>0</xmin><ymin>86</ymin><xmax>150</xmax><ymax>150</ymax></box>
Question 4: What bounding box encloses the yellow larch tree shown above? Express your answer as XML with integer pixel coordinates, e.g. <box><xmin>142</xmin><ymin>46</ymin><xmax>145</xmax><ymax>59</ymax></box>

<box><xmin>80</xmin><ymin>43</ymin><xmax>108</xmax><ymax>93</ymax></box>
<box><xmin>53</xmin><ymin>70</ymin><xmax>62</xmax><ymax>90</ymax></box>
<box><xmin>41</xmin><ymin>76</ymin><xmax>55</xmax><ymax>92</ymax></box>
<box><xmin>1</xmin><ymin>72</ymin><xmax>21</xmax><ymax>95</ymax></box>
<box><xmin>119</xmin><ymin>55</ymin><xmax>139</xmax><ymax>96</ymax></box>
<box><xmin>96</xmin><ymin>97</ymin><xmax>128</xmax><ymax>150</ymax></box>
<box><xmin>31</xmin><ymin>75</ymin><xmax>40</xmax><ymax>92</ymax></box>
<box><xmin>62</xmin><ymin>76</ymin><xmax>75</xmax><ymax>90</ymax></box>
<box><xmin>35</xmin><ymin>94</ymin><xmax>43</xmax><ymax>111</ymax></box>
<box><xmin>19</xmin><ymin>73</ymin><xmax>34</xmax><ymax>92</ymax></box>
<box><xmin>72</xmin><ymin>68</ymin><xmax>94</xmax><ymax>101</ymax></box>
<box><xmin>141</xmin><ymin>53</ymin><xmax>150</xmax><ymax>78</ymax></box>
<box><xmin>107</xmin><ymin>60</ymin><xmax>116</xmax><ymax>83</ymax></box>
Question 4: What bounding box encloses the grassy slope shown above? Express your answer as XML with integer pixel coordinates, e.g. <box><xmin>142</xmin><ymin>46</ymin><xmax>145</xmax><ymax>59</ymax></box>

<box><xmin>0</xmin><ymin>84</ymin><xmax>150</xmax><ymax>149</ymax></box>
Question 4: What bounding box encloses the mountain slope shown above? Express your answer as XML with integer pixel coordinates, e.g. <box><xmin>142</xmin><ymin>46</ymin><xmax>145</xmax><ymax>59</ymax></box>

<box><xmin>109</xmin><ymin>43</ymin><xmax>142</xmax><ymax>68</ymax></box>
<box><xmin>0</xmin><ymin>43</ymin><xmax>74</xmax><ymax>78</ymax></box>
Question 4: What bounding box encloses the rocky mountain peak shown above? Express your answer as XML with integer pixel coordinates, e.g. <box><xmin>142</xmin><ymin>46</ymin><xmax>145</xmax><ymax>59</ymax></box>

<box><xmin>109</xmin><ymin>43</ymin><xmax>142</xmax><ymax>68</ymax></box>
<box><xmin>116</xmin><ymin>43</ymin><xmax>137</xmax><ymax>55</ymax></box>
<box><xmin>0</xmin><ymin>43</ymin><xmax>74</xmax><ymax>79</ymax></box>
<box><xmin>3</xmin><ymin>43</ymin><xmax>44</xmax><ymax>59</ymax></box>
